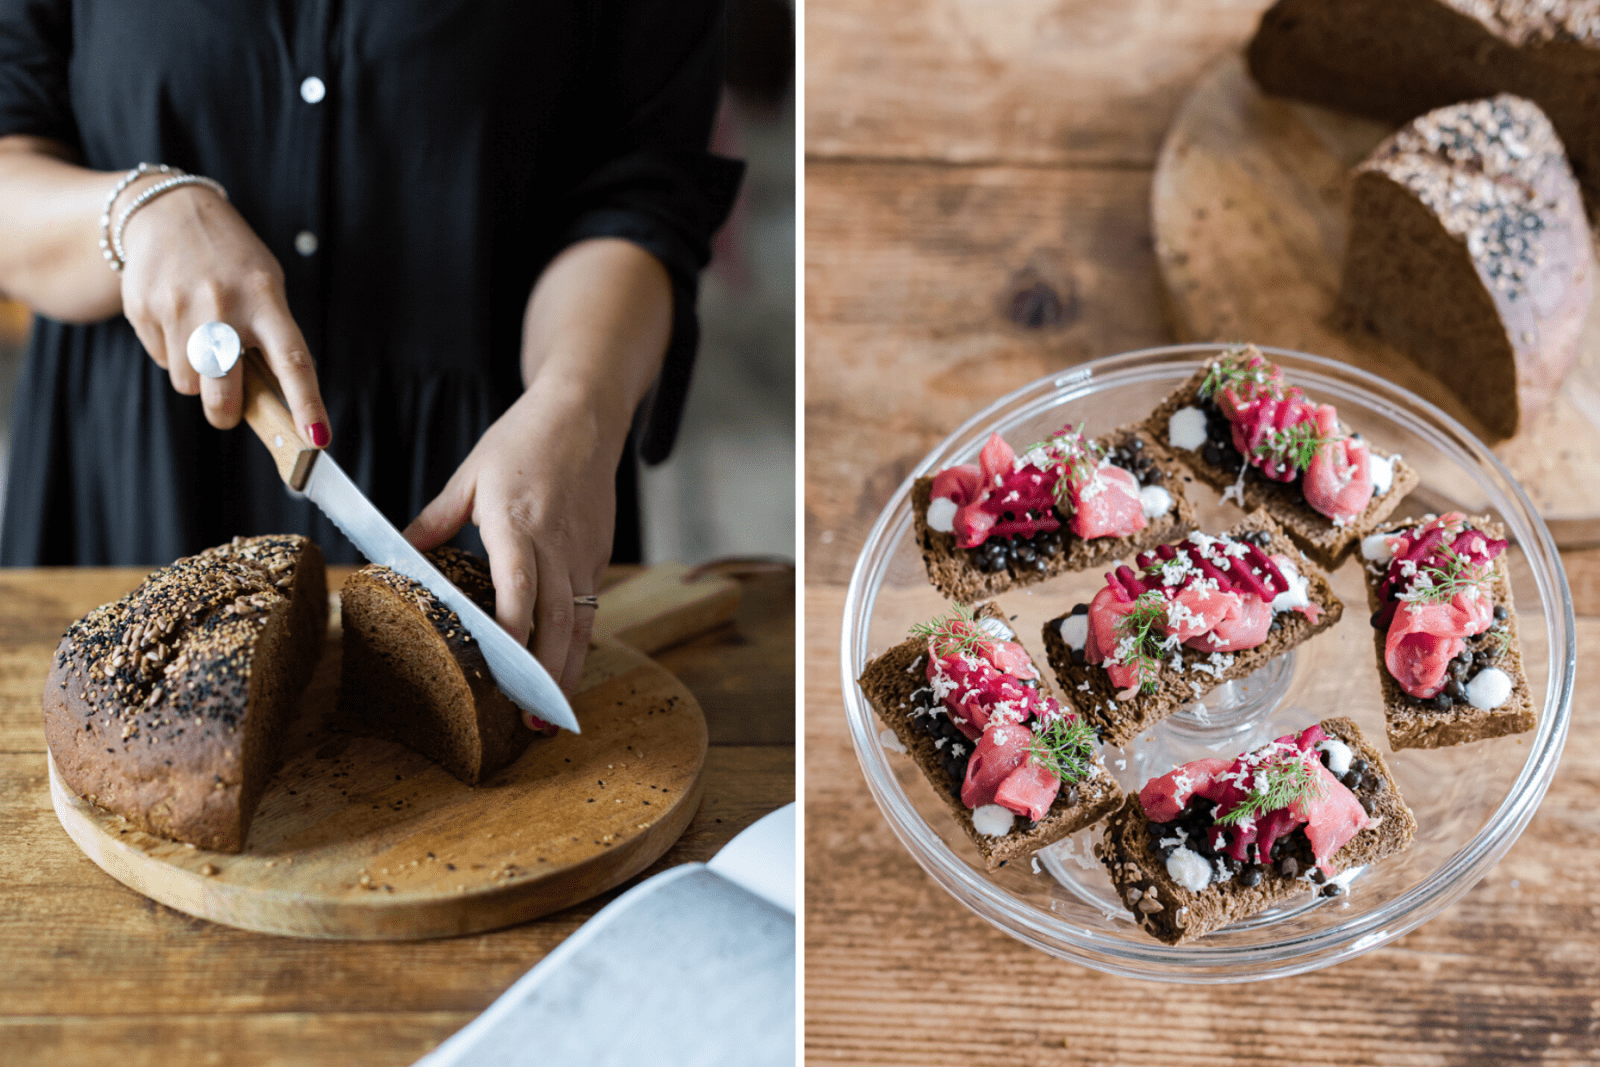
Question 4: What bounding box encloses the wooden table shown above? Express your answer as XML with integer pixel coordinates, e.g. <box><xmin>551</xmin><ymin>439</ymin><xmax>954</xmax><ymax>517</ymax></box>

<box><xmin>0</xmin><ymin>565</ymin><xmax>793</xmax><ymax>1066</ymax></box>
<box><xmin>806</xmin><ymin>1</ymin><xmax>1600</xmax><ymax>1061</ymax></box>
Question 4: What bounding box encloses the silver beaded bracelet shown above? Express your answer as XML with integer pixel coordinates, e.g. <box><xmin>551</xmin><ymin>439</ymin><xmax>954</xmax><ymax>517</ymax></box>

<box><xmin>103</xmin><ymin>170</ymin><xmax>229</xmax><ymax>273</ymax></box>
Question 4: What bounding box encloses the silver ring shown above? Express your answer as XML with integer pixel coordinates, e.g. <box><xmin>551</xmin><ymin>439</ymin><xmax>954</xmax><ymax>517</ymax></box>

<box><xmin>187</xmin><ymin>321</ymin><xmax>241</xmax><ymax>379</ymax></box>
<box><xmin>572</xmin><ymin>595</ymin><xmax>600</xmax><ymax>609</ymax></box>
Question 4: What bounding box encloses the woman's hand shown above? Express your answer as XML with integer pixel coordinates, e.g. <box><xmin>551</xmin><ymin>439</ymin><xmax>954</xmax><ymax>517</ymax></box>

<box><xmin>404</xmin><ymin>383</ymin><xmax>627</xmax><ymax>691</ymax></box>
<box><xmin>404</xmin><ymin>238</ymin><xmax>673</xmax><ymax>692</ymax></box>
<box><xmin>117</xmin><ymin>182</ymin><xmax>330</xmax><ymax>445</ymax></box>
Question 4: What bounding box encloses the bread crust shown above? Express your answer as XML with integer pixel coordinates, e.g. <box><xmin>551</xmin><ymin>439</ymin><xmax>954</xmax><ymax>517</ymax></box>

<box><xmin>857</xmin><ymin>603</ymin><xmax>1123</xmax><ymax>870</ymax></box>
<box><xmin>41</xmin><ymin>535</ymin><xmax>327</xmax><ymax>852</ymax></box>
<box><xmin>1096</xmin><ymin>716</ymin><xmax>1417</xmax><ymax>945</ymax></box>
<box><xmin>339</xmin><ymin>546</ymin><xmax>539</xmax><ymax>785</ymax></box>
<box><xmin>1361</xmin><ymin>516</ymin><xmax>1535</xmax><ymax>749</ymax></box>
<box><xmin>1144</xmin><ymin>365</ymin><xmax>1419</xmax><ymax>569</ymax></box>
<box><xmin>1041</xmin><ymin>510</ymin><xmax>1344</xmax><ymax>747</ymax></box>
<box><xmin>912</xmin><ymin>426</ymin><xmax>1197</xmax><ymax>603</ymax></box>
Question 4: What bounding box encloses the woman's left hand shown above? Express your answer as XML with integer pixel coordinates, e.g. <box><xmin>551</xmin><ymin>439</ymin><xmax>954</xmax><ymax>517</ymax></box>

<box><xmin>402</xmin><ymin>380</ymin><xmax>627</xmax><ymax>693</ymax></box>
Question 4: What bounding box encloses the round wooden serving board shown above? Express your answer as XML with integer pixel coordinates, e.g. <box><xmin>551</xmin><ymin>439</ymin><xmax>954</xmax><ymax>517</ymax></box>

<box><xmin>1154</xmin><ymin>54</ymin><xmax>1600</xmax><ymax>545</ymax></box>
<box><xmin>48</xmin><ymin>569</ymin><xmax>729</xmax><ymax>940</ymax></box>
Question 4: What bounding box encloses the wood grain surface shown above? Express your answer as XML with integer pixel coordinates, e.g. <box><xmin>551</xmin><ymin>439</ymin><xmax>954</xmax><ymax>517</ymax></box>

<box><xmin>807</xmin><ymin>0</ymin><xmax>1600</xmax><ymax>1061</ymax></box>
<box><xmin>0</xmin><ymin>563</ymin><xmax>793</xmax><ymax>1065</ymax></box>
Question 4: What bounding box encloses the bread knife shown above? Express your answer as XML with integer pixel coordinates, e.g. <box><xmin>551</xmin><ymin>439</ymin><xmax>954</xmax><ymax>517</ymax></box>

<box><xmin>237</xmin><ymin>345</ymin><xmax>581</xmax><ymax>734</ymax></box>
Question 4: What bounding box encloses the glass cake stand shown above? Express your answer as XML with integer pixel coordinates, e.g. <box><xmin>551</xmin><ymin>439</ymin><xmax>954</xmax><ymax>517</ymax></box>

<box><xmin>839</xmin><ymin>344</ymin><xmax>1575</xmax><ymax>982</ymax></box>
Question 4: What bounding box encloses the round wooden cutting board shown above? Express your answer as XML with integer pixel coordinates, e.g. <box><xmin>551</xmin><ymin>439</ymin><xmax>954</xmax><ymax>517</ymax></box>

<box><xmin>1154</xmin><ymin>54</ymin><xmax>1600</xmax><ymax>545</ymax></box>
<box><xmin>48</xmin><ymin>571</ymin><xmax>726</xmax><ymax>940</ymax></box>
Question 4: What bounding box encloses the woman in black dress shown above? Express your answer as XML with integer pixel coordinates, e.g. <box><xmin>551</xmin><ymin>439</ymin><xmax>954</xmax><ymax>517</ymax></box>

<box><xmin>0</xmin><ymin>0</ymin><xmax>741</xmax><ymax>690</ymax></box>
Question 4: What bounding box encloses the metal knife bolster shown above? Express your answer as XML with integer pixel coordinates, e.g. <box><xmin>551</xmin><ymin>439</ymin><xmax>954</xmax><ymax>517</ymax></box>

<box><xmin>300</xmin><ymin>453</ymin><xmax>581</xmax><ymax>734</ymax></box>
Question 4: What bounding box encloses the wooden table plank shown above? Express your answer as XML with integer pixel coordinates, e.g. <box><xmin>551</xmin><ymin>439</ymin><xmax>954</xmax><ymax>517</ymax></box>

<box><xmin>805</xmin><ymin>162</ymin><xmax>1169</xmax><ymax>584</ymax></box>
<box><xmin>805</xmin><ymin>0</ymin><xmax>1270</xmax><ymax>167</ymax></box>
<box><xmin>0</xmin><ymin>565</ymin><xmax>792</xmax><ymax>1063</ymax></box>
<box><xmin>805</xmin><ymin>585</ymin><xmax>1600</xmax><ymax>1065</ymax></box>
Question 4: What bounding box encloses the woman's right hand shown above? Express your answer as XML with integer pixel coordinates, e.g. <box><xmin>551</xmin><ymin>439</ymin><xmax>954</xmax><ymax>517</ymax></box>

<box><xmin>115</xmin><ymin>180</ymin><xmax>330</xmax><ymax>447</ymax></box>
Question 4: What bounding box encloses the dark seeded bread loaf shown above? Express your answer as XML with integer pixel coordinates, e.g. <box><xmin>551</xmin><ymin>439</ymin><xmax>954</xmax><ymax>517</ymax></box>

<box><xmin>912</xmin><ymin>426</ymin><xmax>1197</xmax><ymax>603</ymax></box>
<box><xmin>1041</xmin><ymin>511</ymin><xmax>1343</xmax><ymax>747</ymax></box>
<box><xmin>41</xmin><ymin>535</ymin><xmax>327</xmax><ymax>853</ymax></box>
<box><xmin>1144</xmin><ymin>361</ymin><xmax>1419</xmax><ymax>569</ymax></box>
<box><xmin>339</xmin><ymin>546</ymin><xmax>550</xmax><ymax>785</ymax></box>
<box><xmin>857</xmin><ymin>602</ymin><xmax>1123</xmax><ymax>870</ymax></box>
<box><xmin>1341</xmin><ymin>96</ymin><xmax>1592</xmax><ymax>442</ymax></box>
<box><xmin>1247</xmin><ymin>0</ymin><xmax>1600</xmax><ymax>214</ymax></box>
<box><xmin>1096</xmin><ymin>717</ymin><xmax>1417</xmax><ymax>945</ymax></box>
<box><xmin>1362</xmin><ymin>516</ymin><xmax>1535</xmax><ymax>749</ymax></box>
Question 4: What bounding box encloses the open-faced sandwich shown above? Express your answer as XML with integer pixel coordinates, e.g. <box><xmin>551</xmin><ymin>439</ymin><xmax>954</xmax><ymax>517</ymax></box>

<box><xmin>912</xmin><ymin>423</ymin><xmax>1195</xmax><ymax>602</ymax></box>
<box><xmin>1097</xmin><ymin>718</ymin><xmax>1416</xmax><ymax>944</ymax></box>
<box><xmin>858</xmin><ymin>602</ymin><xmax>1122</xmax><ymax>869</ymax></box>
<box><xmin>1360</xmin><ymin>512</ymin><xmax>1533</xmax><ymax>749</ymax></box>
<box><xmin>1147</xmin><ymin>345</ymin><xmax>1418</xmax><ymax>568</ymax></box>
<box><xmin>1041</xmin><ymin>510</ymin><xmax>1342</xmax><ymax>747</ymax></box>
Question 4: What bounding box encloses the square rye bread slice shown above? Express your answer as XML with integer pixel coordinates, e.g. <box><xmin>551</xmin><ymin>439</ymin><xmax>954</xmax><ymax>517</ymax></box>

<box><xmin>1041</xmin><ymin>510</ymin><xmax>1343</xmax><ymax>748</ymax></box>
<box><xmin>1363</xmin><ymin>516</ymin><xmax>1535</xmax><ymax>750</ymax></box>
<box><xmin>1143</xmin><ymin>361</ymin><xmax>1418</xmax><ymax>570</ymax></box>
<box><xmin>911</xmin><ymin>425</ymin><xmax>1197</xmax><ymax>603</ymax></box>
<box><xmin>857</xmin><ymin>602</ymin><xmax>1123</xmax><ymax>870</ymax></box>
<box><xmin>1096</xmin><ymin>717</ymin><xmax>1416</xmax><ymax>945</ymax></box>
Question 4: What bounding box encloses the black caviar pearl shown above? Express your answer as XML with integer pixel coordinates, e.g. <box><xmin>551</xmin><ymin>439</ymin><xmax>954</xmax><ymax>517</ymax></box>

<box><xmin>1370</xmin><ymin>610</ymin><xmax>1387</xmax><ymax>630</ymax></box>
<box><xmin>1322</xmin><ymin>882</ymin><xmax>1344</xmax><ymax>899</ymax></box>
<box><xmin>1445</xmin><ymin>679</ymin><xmax>1466</xmax><ymax>701</ymax></box>
<box><xmin>1238</xmin><ymin>865</ymin><xmax>1264</xmax><ymax>888</ymax></box>
<box><xmin>1358</xmin><ymin>794</ymin><xmax>1374</xmax><ymax>815</ymax></box>
<box><xmin>1070</xmin><ymin>603</ymin><xmax>1088</xmax><ymax>616</ymax></box>
<box><xmin>1309</xmin><ymin>867</ymin><xmax>1327</xmax><ymax>884</ymax></box>
<box><xmin>1431</xmin><ymin>693</ymin><xmax>1453</xmax><ymax>711</ymax></box>
<box><xmin>1279</xmin><ymin>858</ymin><xmax>1299</xmax><ymax>878</ymax></box>
<box><xmin>1070</xmin><ymin>647</ymin><xmax>1086</xmax><ymax>665</ymax></box>
<box><xmin>1494</xmin><ymin>605</ymin><xmax>1508</xmax><ymax>620</ymax></box>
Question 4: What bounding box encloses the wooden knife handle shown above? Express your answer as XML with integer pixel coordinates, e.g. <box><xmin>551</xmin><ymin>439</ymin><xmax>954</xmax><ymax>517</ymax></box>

<box><xmin>240</xmin><ymin>346</ymin><xmax>318</xmax><ymax>491</ymax></box>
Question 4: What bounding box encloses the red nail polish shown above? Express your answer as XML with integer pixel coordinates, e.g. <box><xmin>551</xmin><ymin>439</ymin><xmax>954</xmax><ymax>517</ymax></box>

<box><xmin>307</xmin><ymin>422</ymin><xmax>330</xmax><ymax>448</ymax></box>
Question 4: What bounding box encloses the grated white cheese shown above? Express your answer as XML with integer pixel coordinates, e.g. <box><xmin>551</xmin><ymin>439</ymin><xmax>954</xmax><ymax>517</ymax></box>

<box><xmin>878</xmin><ymin>729</ymin><xmax>907</xmax><ymax>755</ymax></box>
<box><xmin>1370</xmin><ymin>452</ymin><xmax>1398</xmax><ymax>496</ymax></box>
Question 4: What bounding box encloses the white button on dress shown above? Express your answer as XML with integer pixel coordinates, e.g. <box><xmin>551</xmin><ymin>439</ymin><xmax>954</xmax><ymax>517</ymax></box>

<box><xmin>295</xmin><ymin>230</ymin><xmax>319</xmax><ymax>256</ymax></box>
<box><xmin>300</xmin><ymin>76</ymin><xmax>326</xmax><ymax>104</ymax></box>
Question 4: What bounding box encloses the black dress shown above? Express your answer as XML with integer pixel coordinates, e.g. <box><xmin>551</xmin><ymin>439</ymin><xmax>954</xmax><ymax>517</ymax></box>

<box><xmin>0</xmin><ymin>0</ymin><xmax>742</xmax><ymax>565</ymax></box>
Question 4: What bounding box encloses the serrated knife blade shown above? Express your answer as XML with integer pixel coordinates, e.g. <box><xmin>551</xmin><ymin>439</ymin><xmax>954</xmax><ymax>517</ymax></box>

<box><xmin>301</xmin><ymin>454</ymin><xmax>580</xmax><ymax>734</ymax></box>
<box><xmin>235</xmin><ymin>343</ymin><xmax>579</xmax><ymax>734</ymax></box>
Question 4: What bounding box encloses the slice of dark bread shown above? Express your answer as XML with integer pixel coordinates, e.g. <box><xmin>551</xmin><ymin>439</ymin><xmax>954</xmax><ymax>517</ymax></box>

<box><xmin>1340</xmin><ymin>96</ymin><xmax>1591</xmax><ymax>442</ymax></box>
<box><xmin>912</xmin><ymin>425</ymin><xmax>1197</xmax><ymax>603</ymax></box>
<box><xmin>1361</xmin><ymin>516</ymin><xmax>1535</xmax><ymax>749</ymax></box>
<box><xmin>1041</xmin><ymin>510</ymin><xmax>1343</xmax><ymax>747</ymax></box>
<box><xmin>1096</xmin><ymin>716</ymin><xmax>1416</xmax><ymax>945</ymax></box>
<box><xmin>339</xmin><ymin>546</ymin><xmax>550</xmax><ymax>786</ymax></box>
<box><xmin>41</xmin><ymin>535</ymin><xmax>328</xmax><ymax>852</ymax></box>
<box><xmin>857</xmin><ymin>602</ymin><xmax>1123</xmax><ymax>870</ymax></box>
<box><xmin>1144</xmin><ymin>357</ymin><xmax>1419</xmax><ymax>569</ymax></box>
<box><xmin>1246</xmin><ymin>0</ymin><xmax>1600</xmax><ymax>216</ymax></box>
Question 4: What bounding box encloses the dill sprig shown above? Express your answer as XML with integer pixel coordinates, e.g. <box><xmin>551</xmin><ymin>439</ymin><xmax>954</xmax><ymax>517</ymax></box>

<box><xmin>1214</xmin><ymin>754</ymin><xmax>1326</xmax><ymax>827</ymax></box>
<box><xmin>1112</xmin><ymin>590</ymin><xmax>1169</xmax><ymax>694</ymax></box>
<box><xmin>910</xmin><ymin>602</ymin><xmax>986</xmax><ymax>658</ymax></box>
<box><xmin>1028</xmin><ymin>714</ymin><xmax>1098</xmax><ymax>785</ymax></box>
<box><xmin>1484</xmin><ymin>627</ymin><xmax>1512</xmax><ymax>659</ymax></box>
<box><xmin>1024</xmin><ymin>425</ymin><xmax>1101</xmax><ymax>510</ymax></box>
<box><xmin>1198</xmin><ymin>346</ymin><xmax>1279</xmax><ymax>403</ymax></box>
<box><xmin>1253</xmin><ymin>419</ymin><xmax>1341</xmax><ymax>474</ymax></box>
<box><xmin>1398</xmin><ymin>549</ymin><xmax>1493</xmax><ymax>607</ymax></box>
